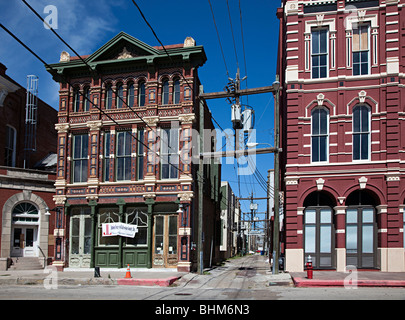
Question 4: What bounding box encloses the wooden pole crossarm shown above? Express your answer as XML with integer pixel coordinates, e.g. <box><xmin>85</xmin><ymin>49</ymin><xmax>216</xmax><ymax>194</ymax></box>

<box><xmin>198</xmin><ymin>85</ymin><xmax>277</xmax><ymax>100</ymax></box>
<box><xmin>200</xmin><ymin>147</ymin><xmax>280</xmax><ymax>159</ymax></box>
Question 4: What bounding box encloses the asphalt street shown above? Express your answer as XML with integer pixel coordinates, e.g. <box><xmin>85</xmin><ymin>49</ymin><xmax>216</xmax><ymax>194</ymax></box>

<box><xmin>0</xmin><ymin>255</ymin><xmax>404</xmax><ymax>301</ymax></box>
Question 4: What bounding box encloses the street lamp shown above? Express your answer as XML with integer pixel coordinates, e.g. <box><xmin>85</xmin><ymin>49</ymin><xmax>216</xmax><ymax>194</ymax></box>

<box><xmin>246</xmin><ymin>142</ymin><xmax>273</xmax><ymax>148</ymax></box>
<box><xmin>44</xmin><ymin>207</ymin><xmax>51</xmax><ymax>216</ymax></box>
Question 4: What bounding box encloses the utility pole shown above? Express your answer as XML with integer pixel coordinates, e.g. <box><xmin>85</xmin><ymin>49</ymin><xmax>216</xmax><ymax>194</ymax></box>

<box><xmin>272</xmin><ymin>78</ymin><xmax>281</xmax><ymax>274</ymax></box>
<box><xmin>266</xmin><ymin>170</ymin><xmax>270</xmax><ymax>255</ymax></box>
<box><xmin>250</xmin><ymin>192</ymin><xmax>256</xmax><ymax>231</ymax></box>
<box><xmin>198</xmin><ymin>74</ymin><xmax>281</xmax><ymax>270</ymax></box>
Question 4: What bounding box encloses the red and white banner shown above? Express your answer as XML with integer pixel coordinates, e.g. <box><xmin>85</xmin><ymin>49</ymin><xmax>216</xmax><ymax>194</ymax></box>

<box><xmin>102</xmin><ymin>223</ymin><xmax>138</xmax><ymax>238</ymax></box>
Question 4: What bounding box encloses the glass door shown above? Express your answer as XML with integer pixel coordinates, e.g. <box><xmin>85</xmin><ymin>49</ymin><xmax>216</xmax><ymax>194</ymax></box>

<box><xmin>69</xmin><ymin>208</ymin><xmax>92</xmax><ymax>268</ymax></box>
<box><xmin>304</xmin><ymin>208</ymin><xmax>334</xmax><ymax>269</ymax></box>
<box><xmin>152</xmin><ymin>215</ymin><xmax>178</xmax><ymax>268</ymax></box>
<box><xmin>11</xmin><ymin>227</ymin><xmax>38</xmax><ymax>257</ymax></box>
<box><xmin>346</xmin><ymin>207</ymin><xmax>376</xmax><ymax>268</ymax></box>
<box><xmin>24</xmin><ymin>228</ymin><xmax>35</xmax><ymax>257</ymax></box>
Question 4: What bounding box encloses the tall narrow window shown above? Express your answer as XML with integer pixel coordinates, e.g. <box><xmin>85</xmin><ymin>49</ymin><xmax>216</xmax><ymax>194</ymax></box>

<box><xmin>138</xmin><ymin>81</ymin><xmax>146</xmax><ymax>107</ymax></box>
<box><xmin>72</xmin><ymin>134</ymin><xmax>88</xmax><ymax>183</ymax></box>
<box><xmin>127</xmin><ymin>83</ymin><xmax>135</xmax><ymax>107</ymax></box>
<box><xmin>161</xmin><ymin>128</ymin><xmax>178</xmax><ymax>179</ymax></box>
<box><xmin>353</xmin><ymin>24</ymin><xmax>369</xmax><ymax>76</ymax></box>
<box><xmin>116</xmin><ymin>83</ymin><xmax>124</xmax><ymax>108</ymax></box>
<box><xmin>5</xmin><ymin>125</ymin><xmax>16</xmax><ymax>167</ymax></box>
<box><xmin>137</xmin><ymin>129</ymin><xmax>144</xmax><ymax>180</ymax></box>
<box><xmin>73</xmin><ymin>88</ymin><xmax>80</xmax><ymax>112</ymax></box>
<box><xmin>105</xmin><ymin>84</ymin><xmax>113</xmax><ymax>109</ymax></box>
<box><xmin>311</xmin><ymin>108</ymin><xmax>328</xmax><ymax>162</ymax></box>
<box><xmin>83</xmin><ymin>87</ymin><xmax>90</xmax><ymax>112</ymax></box>
<box><xmin>403</xmin><ymin>207</ymin><xmax>405</xmax><ymax>249</ymax></box>
<box><xmin>353</xmin><ymin>105</ymin><xmax>370</xmax><ymax>160</ymax></box>
<box><xmin>173</xmin><ymin>79</ymin><xmax>180</xmax><ymax>104</ymax></box>
<box><xmin>103</xmin><ymin>132</ymin><xmax>111</xmax><ymax>182</ymax></box>
<box><xmin>116</xmin><ymin>131</ymin><xmax>132</xmax><ymax>181</ymax></box>
<box><xmin>162</xmin><ymin>80</ymin><xmax>169</xmax><ymax>105</ymax></box>
<box><xmin>311</xmin><ymin>29</ymin><xmax>328</xmax><ymax>79</ymax></box>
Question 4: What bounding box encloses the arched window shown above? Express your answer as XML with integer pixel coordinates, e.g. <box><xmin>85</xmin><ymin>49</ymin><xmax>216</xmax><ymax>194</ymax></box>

<box><xmin>116</xmin><ymin>83</ymin><xmax>124</xmax><ymax>108</ymax></box>
<box><xmin>311</xmin><ymin>108</ymin><xmax>328</xmax><ymax>162</ymax></box>
<box><xmin>83</xmin><ymin>87</ymin><xmax>90</xmax><ymax>112</ymax></box>
<box><xmin>162</xmin><ymin>79</ymin><xmax>169</xmax><ymax>105</ymax></box>
<box><xmin>12</xmin><ymin>203</ymin><xmax>39</xmax><ymax>223</ymax></box>
<box><xmin>353</xmin><ymin>105</ymin><xmax>370</xmax><ymax>160</ymax></box>
<box><xmin>138</xmin><ymin>81</ymin><xmax>146</xmax><ymax>107</ymax></box>
<box><xmin>105</xmin><ymin>84</ymin><xmax>113</xmax><ymax>109</ymax></box>
<box><xmin>73</xmin><ymin>87</ymin><xmax>80</xmax><ymax>112</ymax></box>
<box><xmin>173</xmin><ymin>79</ymin><xmax>180</xmax><ymax>104</ymax></box>
<box><xmin>127</xmin><ymin>82</ymin><xmax>135</xmax><ymax>107</ymax></box>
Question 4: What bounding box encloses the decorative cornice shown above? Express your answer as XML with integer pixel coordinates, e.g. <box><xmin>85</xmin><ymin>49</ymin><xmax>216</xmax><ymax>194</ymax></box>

<box><xmin>143</xmin><ymin>193</ymin><xmax>156</xmax><ymax>199</ymax></box>
<box><xmin>143</xmin><ymin>116</ymin><xmax>159</xmax><ymax>126</ymax></box>
<box><xmin>178</xmin><ymin>113</ymin><xmax>195</xmax><ymax>124</ymax></box>
<box><xmin>53</xmin><ymin>195</ymin><xmax>66</xmax><ymax>205</ymax></box>
<box><xmin>55</xmin><ymin>123</ymin><xmax>70</xmax><ymax>133</ymax></box>
<box><xmin>178</xmin><ymin>192</ymin><xmax>194</xmax><ymax>202</ymax></box>
<box><xmin>86</xmin><ymin>120</ymin><xmax>103</xmax><ymax>131</ymax></box>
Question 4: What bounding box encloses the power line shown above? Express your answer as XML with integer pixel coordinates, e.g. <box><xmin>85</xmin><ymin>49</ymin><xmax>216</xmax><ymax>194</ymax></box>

<box><xmin>130</xmin><ymin>0</ymin><xmax>171</xmax><ymax>59</ymax></box>
<box><xmin>0</xmin><ymin>23</ymin><xmax>194</xmax><ymax>187</ymax></box>
<box><xmin>21</xmin><ymin>0</ymin><xmax>156</xmax><ymax>133</ymax></box>
<box><xmin>226</xmin><ymin>0</ymin><xmax>239</xmax><ymax>69</ymax></box>
<box><xmin>20</xmin><ymin>0</ymin><xmax>216</xmax><ymax>192</ymax></box>
<box><xmin>129</xmin><ymin>1</ymin><xmax>232</xmax><ymax>166</ymax></box>
<box><xmin>207</xmin><ymin>0</ymin><xmax>230</xmax><ymax>77</ymax></box>
<box><xmin>238</xmin><ymin>0</ymin><xmax>249</xmax><ymax>105</ymax></box>
<box><xmin>20</xmin><ymin>0</ymin><xmax>263</xmax><ymax>214</ymax></box>
<box><xmin>2</xmin><ymin>15</ymin><xmax>237</xmax><ymax>212</ymax></box>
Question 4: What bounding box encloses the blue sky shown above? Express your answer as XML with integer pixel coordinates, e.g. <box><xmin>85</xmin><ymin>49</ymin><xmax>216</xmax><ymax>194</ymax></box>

<box><xmin>0</xmin><ymin>0</ymin><xmax>280</xmax><ymax>226</ymax></box>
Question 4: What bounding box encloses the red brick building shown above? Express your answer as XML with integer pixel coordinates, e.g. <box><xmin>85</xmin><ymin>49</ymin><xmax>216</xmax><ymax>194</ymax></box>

<box><xmin>0</xmin><ymin>63</ymin><xmax>57</xmax><ymax>270</ymax></box>
<box><xmin>47</xmin><ymin>32</ymin><xmax>221</xmax><ymax>272</ymax></box>
<box><xmin>277</xmin><ymin>0</ymin><xmax>405</xmax><ymax>272</ymax></box>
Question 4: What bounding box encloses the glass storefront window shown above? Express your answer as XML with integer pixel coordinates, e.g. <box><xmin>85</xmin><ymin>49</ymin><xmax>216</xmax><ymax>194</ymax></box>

<box><xmin>98</xmin><ymin>208</ymin><xmax>119</xmax><ymax>246</ymax></box>
<box><xmin>125</xmin><ymin>207</ymin><xmax>148</xmax><ymax>246</ymax></box>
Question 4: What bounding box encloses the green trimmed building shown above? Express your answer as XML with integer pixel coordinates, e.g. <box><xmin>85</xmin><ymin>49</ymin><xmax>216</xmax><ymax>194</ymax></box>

<box><xmin>47</xmin><ymin>32</ymin><xmax>221</xmax><ymax>272</ymax></box>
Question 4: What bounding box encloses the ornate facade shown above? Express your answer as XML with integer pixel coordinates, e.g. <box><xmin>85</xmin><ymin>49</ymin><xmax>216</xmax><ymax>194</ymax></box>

<box><xmin>277</xmin><ymin>0</ymin><xmax>405</xmax><ymax>272</ymax></box>
<box><xmin>47</xmin><ymin>32</ymin><xmax>221</xmax><ymax>272</ymax></box>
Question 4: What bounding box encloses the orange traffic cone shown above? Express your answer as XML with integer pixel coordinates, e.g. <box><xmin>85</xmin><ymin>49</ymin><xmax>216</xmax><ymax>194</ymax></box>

<box><xmin>125</xmin><ymin>264</ymin><xmax>132</xmax><ymax>278</ymax></box>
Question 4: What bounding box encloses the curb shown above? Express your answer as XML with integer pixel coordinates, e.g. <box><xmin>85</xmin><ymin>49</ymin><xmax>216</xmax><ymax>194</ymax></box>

<box><xmin>117</xmin><ymin>276</ymin><xmax>180</xmax><ymax>287</ymax></box>
<box><xmin>0</xmin><ymin>277</ymin><xmax>117</xmax><ymax>286</ymax></box>
<box><xmin>292</xmin><ymin>277</ymin><xmax>405</xmax><ymax>288</ymax></box>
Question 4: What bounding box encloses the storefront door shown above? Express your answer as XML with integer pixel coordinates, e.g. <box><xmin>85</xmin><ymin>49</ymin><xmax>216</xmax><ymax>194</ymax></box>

<box><xmin>304</xmin><ymin>207</ymin><xmax>334</xmax><ymax>269</ymax></box>
<box><xmin>152</xmin><ymin>215</ymin><xmax>178</xmax><ymax>268</ymax></box>
<box><xmin>346</xmin><ymin>207</ymin><xmax>376</xmax><ymax>269</ymax></box>
<box><xmin>11</xmin><ymin>226</ymin><xmax>38</xmax><ymax>257</ymax></box>
<box><xmin>69</xmin><ymin>208</ymin><xmax>92</xmax><ymax>268</ymax></box>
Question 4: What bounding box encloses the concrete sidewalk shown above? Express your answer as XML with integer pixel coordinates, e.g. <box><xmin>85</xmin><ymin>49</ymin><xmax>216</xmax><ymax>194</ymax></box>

<box><xmin>290</xmin><ymin>271</ymin><xmax>405</xmax><ymax>288</ymax></box>
<box><xmin>2</xmin><ymin>262</ymin><xmax>405</xmax><ymax>288</ymax></box>
<box><xmin>0</xmin><ymin>267</ymin><xmax>186</xmax><ymax>287</ymax></box>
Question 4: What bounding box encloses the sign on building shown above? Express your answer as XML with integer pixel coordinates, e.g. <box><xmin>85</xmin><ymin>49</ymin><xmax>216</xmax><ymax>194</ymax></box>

<box><xmin>102</xmin><ymin>223</ymin><xmax>138</xmax><ymax>238</ymax></box>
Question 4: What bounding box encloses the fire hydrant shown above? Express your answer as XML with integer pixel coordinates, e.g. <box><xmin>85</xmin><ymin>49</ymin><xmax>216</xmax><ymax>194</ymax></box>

<box><xmin>306</xmin><ymin>255</ymin><xmax>313</xmax><ymax>279</ymax></box>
